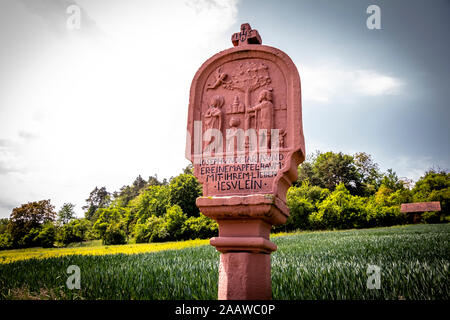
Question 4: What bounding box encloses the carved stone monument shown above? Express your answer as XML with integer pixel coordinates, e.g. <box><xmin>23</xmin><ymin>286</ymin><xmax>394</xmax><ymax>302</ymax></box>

<box><xmin>186</xmin><ymin>23</ymin><xmax>305</xmax><ymax>300</ymax></box>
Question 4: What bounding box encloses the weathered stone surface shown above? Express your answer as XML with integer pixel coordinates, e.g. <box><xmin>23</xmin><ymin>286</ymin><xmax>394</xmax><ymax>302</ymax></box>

<box><xmin>218</xmin><ymin>252</ymin><xmax>271</xmax><ymax>300</ymax></box>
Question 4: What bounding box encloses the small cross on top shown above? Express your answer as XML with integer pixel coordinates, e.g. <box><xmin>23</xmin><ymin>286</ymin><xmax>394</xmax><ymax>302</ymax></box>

<box><xmin>231</xmin><ymin>23</ymin><xmax>262</xmax><ymax>47</ymax></box>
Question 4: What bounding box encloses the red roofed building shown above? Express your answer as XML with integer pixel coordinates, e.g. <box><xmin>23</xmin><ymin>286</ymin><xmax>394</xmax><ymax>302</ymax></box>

<box><xmin>400</xmin><ymin>201</ymin><xmax>441</xmax><ymax>223</ymax></box>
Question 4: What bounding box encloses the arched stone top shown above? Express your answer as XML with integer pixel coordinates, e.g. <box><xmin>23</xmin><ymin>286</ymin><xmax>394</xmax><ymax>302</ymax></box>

<box><xmin>186</xmin><ymin>44</ymin><xmax>305</xmax><ymax>203</ymax></box>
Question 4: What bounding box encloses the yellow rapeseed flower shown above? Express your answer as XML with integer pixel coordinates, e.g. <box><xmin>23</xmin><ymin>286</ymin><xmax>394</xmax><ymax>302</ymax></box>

<box><xmin>0</xmin><ymin>239</ymin><xmax>210</xmax><ymax>264</ymax></box>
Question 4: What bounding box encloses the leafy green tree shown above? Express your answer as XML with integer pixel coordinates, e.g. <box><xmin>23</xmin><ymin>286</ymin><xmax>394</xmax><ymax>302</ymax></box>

<box><xmin>8</xmin><ymin>200</ymin><xmax>56</xmax><ymax>248</ymax></box>
<box><xmin>57</xmin><ymin>203</ymin><xmax>76</xmax><ymax>225</ymax></box>
<box><xmin>58</xmin><ymin>219</ymin><xmax>91</xmax><ymax>245</ymax></box>
<box><xmin>380</xmin><ymin>169</ymin><xmax>406</xmax><ymax>191</ymax></box>
<box><xmin>314</xmin><ymin>152</ymin><xmax>362</xmax><ymax>194</ymax></box>
<box><xmin>182</xmin><ymin>164</ymin><xmax>194</xmax><ymax>175</ymax></box>
<box><xmin>412</xmin><ymin>169</ymin><xmax>449</xmax><ymax>216</ymax></box>
<box><xmin>286</xmin><ymin>195</ymin><xmax>314</xmax><ymax>231</ymax></box>
<box><xmin>148</xmin><ymin>173</ymin><xmax>168</xmax><ymax>186</ymax></box>
<box><xmin>363</xmin><ymin>185</ymin><xmax>407</xmax><ymax>227</ymax></box>
<box><xmin>279</xmin><ymin>181</ymin><xmax>330</xmax><ymax>231</ymax></box>
<box><xmin>164</xmin><ymin>205</ymin><xmax>187</xmax><ymax>240</ymax></box>
<box><xmin>0</xmin><ymin>218</ymin><xmax>9</xmax><ymax>235</ymax></box>
<box><xmin>34</xmin><ymin>222</ymin><xmax>56</xmax><ymax>248</ymax></box>
<box><xmin>83</xmin><ymin>187</ymin><xmax>111</xmax><ymax>221</ymax></box>
<box><xmin>0</xmin><ymin>232</ymin><xmax>13</xmax><ymax>250</ymax></box>
<box><xmin>365</xmin><ymin>200</ymin><xmax>405</xmax><ymax>228</ymax></box>
<box><xmin>113</xmin><ymin>175</ymin><xmax>149</xmax><ymax>207</ymax></box>
<box><xmin>354</xmin><ymin>152</ymin><xmax>382</xmax><ymax>195</ymax></box>
<box><xmin>168</xmin><ymin>174</ymin><xmax>202</xmax><ymax>218</ymax></box>
<box><xmin>297</xmin><ymin>151</ymin><xmax>363</xmax><ymax>195</ymax></box>
<box><xmin>92</xmin><ymin>206</ymin><xmax>127</xmax><ymax>241</ymax></box>
<box><xmin>309</xmin><ymin>184</ymin><xmax>367</xmax><ymax>230</ymax></box>
<box><xmin>134</xmin><ymin>216</ymin><xmax>168</xmax><ymax>243</ymax></box>
<box><xmin>183</xmin><ymin>215</ymin><xmax>218</xmax><ymax>239</ymax></box>
<box><xmin>103</xmin><ymin>222</ymin><xmax>127</xmax><ymax>245</ymax></box>
<box><xmin>19</xmin><ymin>228</ymin><xmax>40</xmax><ymax>248</ymax></box>
<box><xmin>129</xmin><ymin>185</ymin><xmax>170</xmax><ymax>221</ymax></box>
<box><xmin>296</xmin><ymin>151</ymin><xmax>321</xmax><ymax>186</ymax></box>
<box><xmin>296</xmin><ymin>161</ymin><xmax>316</xmax><ymax>186</ymax></box>
<box><xmin>421</xmin><ymin>211</ymin><xmax>441</xmax><ymax>224</ymax></box>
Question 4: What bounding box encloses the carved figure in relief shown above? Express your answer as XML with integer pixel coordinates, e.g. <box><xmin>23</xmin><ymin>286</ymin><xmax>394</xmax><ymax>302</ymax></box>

<box><xmin>207</xmin><ymin>68</ymin><xmax>228</xmax><ymax>90</ymax></box>
<box><xmin>248</xmin><ymin>89</ymin><xmax>274</xmax><ymax>148</ymax></box>
<box><xmin>204</xmin><ymin>95</ymin><xmax>224</xmax><ymax>147</ymax></box>
<box><xmin>229</xmin><ymin>117</ymin><xmax>240</xmax><ymax>128</ymax></box>
<box><xmin>221</xmin><ymin>62</ymin><xmax>271</xmax><ymax>147</ymax></box>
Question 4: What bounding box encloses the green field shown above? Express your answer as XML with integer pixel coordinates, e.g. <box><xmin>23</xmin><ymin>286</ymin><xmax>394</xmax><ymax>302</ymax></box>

<box><xmin>0</xmin><ymin>224</ymin><xmax>449</xmax><ymax>300</ymax></box>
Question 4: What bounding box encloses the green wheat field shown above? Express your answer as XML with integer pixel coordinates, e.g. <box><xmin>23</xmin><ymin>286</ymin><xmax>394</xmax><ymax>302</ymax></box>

<box><xmin>0</xmin><ymin>224</ymin><xmax>448</xmax><ymax>300</ymax></box>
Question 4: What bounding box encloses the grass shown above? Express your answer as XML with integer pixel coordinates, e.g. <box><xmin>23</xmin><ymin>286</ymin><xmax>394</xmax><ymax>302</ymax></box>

<box><xmin>0</xmin><ymin>224</ymin><xmax>448</xmax><ymax>300</ymax></box>
<box><xmin>272</xmin><ymin>224</ymin><xmax>449</xmax><ymax>299</ymax></box>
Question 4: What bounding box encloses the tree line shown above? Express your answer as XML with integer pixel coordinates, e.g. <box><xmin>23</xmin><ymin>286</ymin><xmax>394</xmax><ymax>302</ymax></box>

<box><xmin>0</xmin><ymin>151</ymin><xmax>448</xmax><ymax>249</ymax></box>
<box><xmin>279</xmin><ymin>151</ymin><xmax>449</xmax><ymax>231</ymax></box>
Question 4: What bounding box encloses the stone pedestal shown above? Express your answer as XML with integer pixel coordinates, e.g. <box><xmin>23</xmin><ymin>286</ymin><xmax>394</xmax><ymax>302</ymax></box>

<box><xmin>197</xmin><ymin>194</ymin><xmax>289</xmax><ymax>300</ymax></box>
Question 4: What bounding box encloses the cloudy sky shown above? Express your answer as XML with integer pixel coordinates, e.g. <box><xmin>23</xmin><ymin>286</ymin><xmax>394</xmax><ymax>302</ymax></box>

<box><xmin>0</xmin><ymin>0</ymin><xmax>448</xmax><ymax>218</ymax></box>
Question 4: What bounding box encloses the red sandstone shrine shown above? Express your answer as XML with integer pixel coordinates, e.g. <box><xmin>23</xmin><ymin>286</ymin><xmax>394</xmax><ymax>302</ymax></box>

<box><xmin>186</xmin><ymin>23</ymin><xmax>305</xmax><ymax>299</ymax></box>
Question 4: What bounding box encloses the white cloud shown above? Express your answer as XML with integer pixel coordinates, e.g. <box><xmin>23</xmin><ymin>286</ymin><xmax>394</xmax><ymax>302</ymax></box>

<box><xmin>0</xmin><ymin>141</ymin><xmax>26</xmax><ymax>175</ymax></box>
<box><xmin>381</xmin><ymin>155</ymin><xmax>448</xmax><ymax>183</ymax></box>
<box><xmin>300</xmin><ymin>64</ymin><xmax>403</xmax><ymax>103</ymax></box>
<box><xmin>353</xmin><ymin>71</ymin><xmax>402</xmax><ymax>96</ymax></box>
<box><xmin>0</xmin><ymin>0</ymin><xmax>239</xmax><ymax>218</ymax></box>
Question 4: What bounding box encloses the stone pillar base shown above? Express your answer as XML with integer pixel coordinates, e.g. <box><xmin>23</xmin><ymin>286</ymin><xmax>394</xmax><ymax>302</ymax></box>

<box><xmin>218</xmin><ymin>252</ymin><xmax>271</xmax><ymax>300</ymax></box>
<box><xmin>196</xmin><ymin>195</ymin><xmax>289</xmax><ymax>300</ymax></box>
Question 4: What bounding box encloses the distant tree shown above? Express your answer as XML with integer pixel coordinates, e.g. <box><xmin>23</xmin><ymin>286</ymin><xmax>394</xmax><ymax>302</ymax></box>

<box><xmin>296</xmin><ymin>151</ymin><xmax>321</xmax><ymax>186</ymax></box>
<box><xmin>183</xmin><ymin>215</ymin><xmax>218</xmax><ymax>239</ymax></box>
<box><xmin>412</xmin><ymin>169</ymin><xmax>450</xmax><ymax>215</ymax></box>
<box><xmin>34</xmin><ymin>222</ymin><xmax>57</xmax><ymax>248</ymax></box>
<box><xmin>354</xmin><ymin>152</ymin><xmax>382</xmax><ymax>195</ymax></box>
<box><xmin>296</xmin><ymin>161</ymin><xmax>316</xmax><ymax>186</ymax></box>
<box><xmin>0</xmin><ymin>218</ymin><xmax>8</xmax><ymax>234</ymax></box>
<box><xmin>57</xmin><ymin>203</ymin><xmax>76</xmax><ymax>225</ymax></box>
<box><xmin>366</xmin><ymin>186</ymin><xmax>407</xmax><ymax>227</ymax></box>
<box><xmin>296</xmin><ymin>151</ymin><xmax>363</xmax><ymax>194</ymax></box>
<box><xmin>133</xmin><ymin>175</ymin><xmax>147</xmax><ymax>190</ymax></box>
<box><xmin>57</xmin><ymin>218</ymin><xmax>91</xmax><ymax>245</ymax></box>
<box><xmin>148</xmin><ymin>173</ymin><xmax>167</xmax><ymax>186</ymax></box>
<box><xmin>7</xmin><ymin>199</ymin><xmax>56</xmax><ymax>247</ymax></box>
<box><xmin>83</xmin><ymin>187</ymin><xmax>111</xmax><ymax>221</ymax></box>
<box><xmin>280</xmin><ymin>181</ymin><xmax>331</xmax><ymax>232</ymax></box>
<box><xmin>0</xmin><ymin>232</ymin><xmax>12</xmax><ymax>250</ymax></box>
<box><xmin>134</xmin><ymin>215</ymin><xmax>168</xmax><ymax>243</ymax></box>
<box><xmin>92</xmin><ymin>206</ymin><xmax>126</xmax><ymax>240</ymax></box>
<box><xmin>0</xmin><ymin>218</ymin><xmax>12</xmax><ymax>249</ymax></box>
<box><xmin>310</xmin><ymin>184</ymin><xmax>368</xmax><ymax>230</ymax></box>
<box><xmin>168</xmin><ymin>174</ymin><xmax>202</xmax><ymax>218</ymax></box>
<box><xmin>103</xmin><ymin>222</ymin><xmax>127</xmax><ymax>245</ymax></box>
<box><xmin>164</xmin><ymin>205</ymin><xmax>187</xmax><ymax>241</ymax></box>
<box><xmin>381</xmin><ymin>169</ymin><xmax>405</xmax><ymax>191</ymax></box>
<box><xmin>129</xmin><ymin>185</ymin><xmax>170</xmax><ymax>221</ymax></box>
<box><xmin>313</xmin><ymin>152</ymin><xmax>362</xmax><ymax>194</ymax></box>
<box><xmin>113</xmin><ymin>175</ymin><xmax>149</xmax><ymax>207</ymax></box>
<box><xmin>182</xmin><ymin>164</ymin><xmax>194</xmax><ymax>175</ymax></box>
